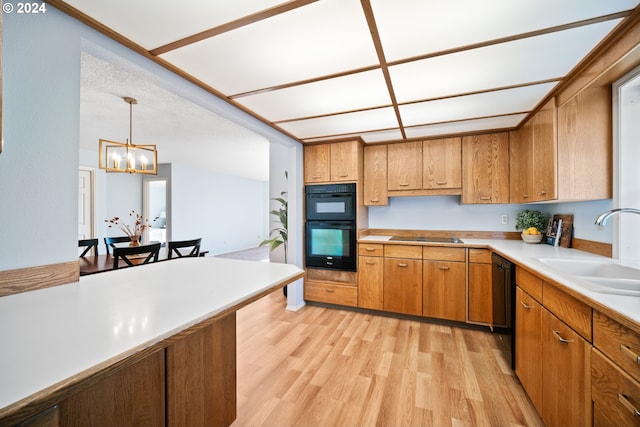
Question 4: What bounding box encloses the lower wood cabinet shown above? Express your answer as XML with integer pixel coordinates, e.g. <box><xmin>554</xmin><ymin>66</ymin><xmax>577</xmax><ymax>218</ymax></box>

<box><xmin>358</xmin><ymin>255</ymin><xmax>383</xmax><ymax>310</ymax></box>
<box><xmin>541</xmin><ymin>308</ymin><xmax>591</xmax><ymax>427</ymax></box>
<box><xmin>383</xmin><ymin>257</ymin><xmax>422</xmax><ymax>316</ymax></box>
<box><xmin>422</xmin><ymin>247</ymin><xmax>466</xmax><ymax>322</ymax></box>
<box><xmin>515</xmin><ymin>286</ymin><xmax>543</xmax><ymax>414</ymax></box>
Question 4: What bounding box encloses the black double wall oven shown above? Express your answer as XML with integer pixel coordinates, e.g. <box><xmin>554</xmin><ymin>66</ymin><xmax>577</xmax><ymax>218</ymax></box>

<box><xmin>305</xmin><ymin>183</ymin><xmax>357</xmax><ymax>272</ymax></box>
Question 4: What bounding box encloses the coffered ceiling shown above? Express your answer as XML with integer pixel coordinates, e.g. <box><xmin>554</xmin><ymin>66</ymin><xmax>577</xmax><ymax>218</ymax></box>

<box><xmin>53</xmin><ymin>0</ymin><xmax>640</xmax><ymax>145</ymax></box>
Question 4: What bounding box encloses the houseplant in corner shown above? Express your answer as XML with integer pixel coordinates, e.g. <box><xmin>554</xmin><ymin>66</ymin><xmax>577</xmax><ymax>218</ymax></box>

<box><xmin>515</xmin><ymin>209</ymin><xmax>547</xmax><ymax>243</ymax></box>
<box><xmin>260</xmin><ymin>171</ymin><xmax>288</xmax><ymax>295</ymax></box>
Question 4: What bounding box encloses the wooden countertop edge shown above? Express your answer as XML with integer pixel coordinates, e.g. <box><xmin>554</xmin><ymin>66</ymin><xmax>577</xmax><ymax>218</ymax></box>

<box><xmin>0</xmin><ymin>271</ymin><xmax>304</xmax><ymax>426</ymax></box>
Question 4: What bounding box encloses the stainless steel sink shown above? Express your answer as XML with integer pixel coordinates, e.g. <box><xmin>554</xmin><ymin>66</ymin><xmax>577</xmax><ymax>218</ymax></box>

<box><xmin>389</xmin><ymin>236</ymin><xmax>464</xmax><ymax>244</ymax></box>
<box><xmin>537</xmin><ymin>257</ymin><xmax>640</xmax><ymax>296</ymax></box>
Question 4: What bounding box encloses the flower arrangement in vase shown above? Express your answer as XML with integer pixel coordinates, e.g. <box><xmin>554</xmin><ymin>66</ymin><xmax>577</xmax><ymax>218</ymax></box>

<box><xmin>105</xmin><ymin>210</ymin><xmax>157</xmax><ymax>246</ymax></box>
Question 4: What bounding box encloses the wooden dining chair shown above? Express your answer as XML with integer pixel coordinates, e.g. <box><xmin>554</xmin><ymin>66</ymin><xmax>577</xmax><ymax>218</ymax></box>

<box><xmin>104</xmin><ymin>236</ymin><xmax>136</xmax><ymax>255</ymax></box>
<box><xmin>112</xmin><ymin>242</ymin><xmax>161</xmax><ymax>269</ymax></box>
<box><xmin>78</xmin><ymin>238</ymin><xmax>99</xmax><ymax>257</ymax></box>
<box><xmin>167</xmin><ymin>238</ymin><xmax>202</xmax><ymax>259</ymax></box>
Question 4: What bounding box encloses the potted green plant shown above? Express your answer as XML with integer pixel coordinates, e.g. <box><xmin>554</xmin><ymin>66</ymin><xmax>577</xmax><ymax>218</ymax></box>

<box><xmin>515</xmin><ymin>209</ymin><xmax>548</xmax><ymax>243</ymax></box>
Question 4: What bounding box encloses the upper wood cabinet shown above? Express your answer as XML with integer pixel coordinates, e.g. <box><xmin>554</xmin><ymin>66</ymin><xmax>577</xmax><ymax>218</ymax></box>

<box><xmin>423</xmin><ymin>137</ymin><xmax>462</xmax><ymax>190</ymax></box>
<box><xmin>461</xmin><ymin>132</ymin><xmax>510</xmax><ymax>204</ymax></box>
<box><xmin>387</xmin><ymin>141</ymin><xmax>422</xmax><ymax>191</ymax></box>
<box><xmin>363</xmin><ymin>144</ymin><xmax>388</xmax><ymax>206</ymax></box>
<box><xmin>304</xmin><ymin>141</ymin><xmax>359</xmax><ymax>184</ymax></box>
<box><xmin>510</xmin><ymin>99</ymin><xmax>557</xmax><ymax>203</ymax></box>
<box><xmin>556</xmin><ymin>86</ymin><xmax>612</xmax><ymax>201</ymax></box>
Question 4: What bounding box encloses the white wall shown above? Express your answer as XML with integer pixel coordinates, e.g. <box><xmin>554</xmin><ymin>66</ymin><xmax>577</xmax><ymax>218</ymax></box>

<box><xmin>368</xmin><ymin>195</ymin><xmax>613</xmax><ymax>242</ymax></box>
<box><xmin>169</xmin><ymin>163</ymin><xmax>268</xmax><ymax>255</ymax></box>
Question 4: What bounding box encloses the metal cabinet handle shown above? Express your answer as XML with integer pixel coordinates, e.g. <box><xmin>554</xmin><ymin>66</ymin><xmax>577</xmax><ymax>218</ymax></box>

<box><xmin>620</xmin><ymin>344</ymin><xmax>640</xmax><ymax>365</ymax></box>
<box><xmin>312</xmin><ymin>175</ymin><xmax>322</xmax><ymax>179</ymax></box>
<box><xmin>435</xmin><ymin>181</ymin><xmax>447</xmax><ymax>185</ymax></box>
<box><xmin>365</xmin><ymin>261</ymin><xmax>376</xmax><ymax>265</ymax></box>
<box><xmin>618</xmin><ymin>393</ymin><xmax>640</xmax><ymax>417</ymax></box>
<box><xmin>523</xmin><ymin>194</ymin><xmax>529</xmax><ymax>198</ymax></box>
<box><xmin>479</xmin><ymin>196</ymin><xmax>491</xmax><ymax>201</ymax></box>
<box><xmin>438</xmin><ymin>266</ymin><xmax>450</xmax><ymax>271</ymax></box>
<box><xmin>398</xmin><ymin>263</ymin><xmax>408</xmax><ymax>267</ymax></box>
<box><xmin>399</xmin><ymin>183</ymin><xmax>410</xmax><ymax>187</ymax></box>
<box><xmin>338</xmin><ymin>174</ymin><xmax>348</xmax><ymax>177</ymax></box>
<box><xmin>370</xmin><ymin>199</ymin><xmax>379</xmax><ymax>203</ymax></box>
<box><xmin>326</xmin><ymin>288</ymin><xmax>335</xmax><ymax>293</ymax></box>
<box><xmin>552</xmin><ymin>330</ymin><xmax>573</xmax><ymax>344</ymax></box>
<box><xmin>366</xmin><ymin>248</ymin><xmax>376</xmax><ymax>252</ymax></box>
<box><xmin>520</xmin><ymin>301</ymin><xmax>532</xmax><ymax>310</ymax></box>
<box><xmin>540</xmin><ymin>190</ymin><xmax>547</xmax><ymax>195</ymax></box>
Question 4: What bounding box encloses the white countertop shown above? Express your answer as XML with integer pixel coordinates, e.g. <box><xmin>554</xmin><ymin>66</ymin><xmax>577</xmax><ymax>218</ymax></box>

<box><xmin>0</xmin><ymin>257</ymin><xmax>303</xmax><ymax>415</ymax></box>
<box><xmin>361</xmin><ymin>235</ymin><xmax>640</xmax><ymax>325</ymax></box>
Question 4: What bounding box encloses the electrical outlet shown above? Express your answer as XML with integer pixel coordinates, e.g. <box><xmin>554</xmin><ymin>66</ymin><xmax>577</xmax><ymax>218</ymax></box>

<box><xmin>501</xmin><ymin>214</ymin><xmax>509</xmax><ymax>225</ymax></box>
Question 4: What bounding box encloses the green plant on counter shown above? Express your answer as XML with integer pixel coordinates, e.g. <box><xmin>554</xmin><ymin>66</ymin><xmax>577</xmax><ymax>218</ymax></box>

<box><xmin>260</xmin><ymin>171</ymin><xmax>288</xmax><ymax>263</ymax></box>
<box><xmin>515</xmin><ymin>209</ymin><xmax>548</xmax><ymax>232</ymax></box>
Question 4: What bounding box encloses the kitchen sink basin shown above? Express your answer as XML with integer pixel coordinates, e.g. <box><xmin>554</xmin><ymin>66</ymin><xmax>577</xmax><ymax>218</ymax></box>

<box><xmin>537</xmin><ymin>257</ymin><xmax>640</xmax><ymax>296</ymax></box>
<box><xmin>389</xmin><ymin>236</ymin><xmax>464</xmax><ymax>244</ymax></box>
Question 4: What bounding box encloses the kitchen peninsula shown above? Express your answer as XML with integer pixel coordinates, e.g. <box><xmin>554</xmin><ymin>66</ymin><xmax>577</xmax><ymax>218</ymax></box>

<box><xmin>0</xmin><ymin>257</ymin><xmax>304</xmax><ymax>426</ymax></box>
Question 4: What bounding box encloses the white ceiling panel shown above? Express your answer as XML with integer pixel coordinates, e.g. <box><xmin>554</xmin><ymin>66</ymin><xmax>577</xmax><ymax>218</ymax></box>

<box><xmin>63</xmin><ymin>0</ymin><xmax>286</xmax><ymax>50</ymax></box>
<box><xmin>405</xmin><ymin>115</ymin><xmax>529</xmax><ymax>140</ymax></box>
<box><xmin>399</xmin><ymin>83</ymin><xmax>557</xmax><ymax>127</ymax></box>
<box><xmin>372</xmin><ymin>0</ymin><xmax>638</xmax><ymax>62</ymax></box>
<box><xmin>237</xmin><ymin>69</ymin><xmax>391</xmax><ymax>122</ymax></box>
<box><xmin>160</xmin><ymin>0</ymin><xmax>378</xmax><ymax>95</ymax></box>
<box><xmin>278</xmin><ymin>107</ymin><xmax>398</xmax><ymax>139</ymax></box>
<box><xmin>390</xmin><ymin>21</ymin><xmax>621</xmax><ymax>103</ymax></box>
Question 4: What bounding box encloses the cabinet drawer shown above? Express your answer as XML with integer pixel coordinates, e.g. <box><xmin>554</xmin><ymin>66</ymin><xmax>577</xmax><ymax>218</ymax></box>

<box><xmin>384</xmin><ymin>244</ymin><xmax>422</xmax><ymax>259</ymax></box>
<box><xmin>468</xmin><ymin>248</ymin><xmax>491</xmax><ymax>263</ymax></box>
<box><xmin>305</xmin><ymin>281</ymin><xmax>358</xmax><ymax>307</ymax></box>
<box><xmin>594</xmin><ymin>311</ymin><xmax>640</xmax><ymax>383</ymax></box>
<box><xmin>359</xmin><ymin>243</ymin><xmax>384</xmax><ymax>257</ymax></box>
<box><xmin>543</xmin><ymin>282</ymin><xmax>592</xmax><ymax>341</ymax></box>
<box><xmin>516</xmin><ymin>266</ymin><xmax>543</xmax><ymax>302</ymax></box>
<box><xmin>592</xmin><ymin>348</ymin><xmax>640</xmax><ymax>427</ymax></box>
<box><xmin>423</xmin><ymin>246</ymin><xmax>466</xmax><ymax>262</ymax></box>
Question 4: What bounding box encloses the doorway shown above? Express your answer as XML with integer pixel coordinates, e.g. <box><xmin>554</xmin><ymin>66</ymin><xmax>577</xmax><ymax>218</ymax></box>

<box><xmin>143</xmin><ymin>178</ymin><xmax>168</xmax><ymax>245</ymax></box>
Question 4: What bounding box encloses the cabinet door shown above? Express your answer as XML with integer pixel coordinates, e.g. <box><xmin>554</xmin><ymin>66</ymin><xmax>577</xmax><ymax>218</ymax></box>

<box><xmin>358</xmin><ymin>255</ymin><xmax>383</xmax><ymax>310</ymax></box>
<box><xmin>387</xmin><ymin>141</ymin><xmax>422</xmax><ymax>191</ymax></box>
<box><xmin>509</xmin><ymin>125</ymin><xmax>534</xmax><ymax>204</ymax></box>
<box><xmin>515</xmin><ymin>286</ymin><xmax>543</xmax><ymax>414</ymax></box>
<box><xmin>467</xmin><ymin>262</ymin><xmax>493</xmax><ymax>324</ymax></box>
<box><xmin>363</xmin><ymin>144</ymin><xmax>388</xmax><ymax>206</ymax></box>
<box><xmin>423</xmin><ymin>260</ymin><xmax>466</xmax><ymax>321</ymax></box>
<box><xmin>423</xmin><ymin>137</ymin><xmax>461</xmax><ymax>190</ymax></box>
<box><xmin>461</xmin><ymin>132</ymin><xmax>510</xmax><ymax>204</ymax></box>
<box><xmin>532</xmin><ymin>104</ymin><xmax>557</xmax><ymax>201</ymax></box>
<box><xmin>330</xmin><ymin>140</ymin><xmax>358</xmax><ymax>182</ymax></box>
<box><xmin>541</xmin><ymin>308</ymin><xmax>592</xmax><ymax>427</ymax></box>
<box><xmin>304</xmin><ymin>144</ymin><xmax>330</xmax><ymax>183</ymax></box>
<box><xmin>383</xmin><ymin>258</ymin><xmax>422</xmax><ymax>316</ymax></box>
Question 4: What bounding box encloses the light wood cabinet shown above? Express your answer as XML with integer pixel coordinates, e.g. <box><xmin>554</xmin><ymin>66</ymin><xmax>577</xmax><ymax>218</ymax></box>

<box><xmin>305</xmin><ymin>280</ymin><xmax>358</xmax><ymax>307</ymax></box>
<box><xmin>541</xmin><ymin>308</ymin><xmax>592</xmax><ymax>427</ymax></box>
<box><xmin>423</xmin><ymin>137</ymin><xmax>461</xmax><ymax>190</ymax></box>
<box><xmin>422</xmin><ymin>247</ymin><xmax>466</xmax><ymax>321</ymax></box>
<box><xmin>461</xmin><ymin>132</ymin><xmax>510</xmax><ymax>204</ymax></box>
<box><xmin>510</xmin><ymin>99</ymin><xmax>557</xmax><ymax>203</ymax></box>
<box><xmin>383</xmin><ymin>245</ymin><xmax>422</xmax><ymax>316</ymax></box>
<box><xmin>515</xmin><ymin>286</ymin><xmax>543</xmax><ymax>414</ymax></box>
<box><xmin>557</xmin><ymin>86</ymin><xmax>612</xmax><ymax>201</ymax></box>
<box><xmin>387</xmin><ymin>141</ymin><xmax>422</xmax><ymax>191</ymax></box>
<box><xmin>363</xmin><ymin>144</ymin><xmax>388</xmax><ymax>206</ymax></box>
<box><xmin>468</xmin><ymin>249</ymin><xmax>507</xmax><ymax>327</ymax></box>
<box><xmin>592</xmin><ymin>311</ymin><xmax>640</xmax><ymax>427</ymax></box>
<box><xmin>304</xmin><ymin>144</ymin><xmax>330</xmax><ymax>183</ymax></box>
<box><xmin>358</xmin><ymin>256</ymin><xmax>383</xmax><ymax>310</ymax></box>
<box><xmin>304</xmin><ymin>141</ymin><xmax>359</xmax><ymax>184</ymax></box>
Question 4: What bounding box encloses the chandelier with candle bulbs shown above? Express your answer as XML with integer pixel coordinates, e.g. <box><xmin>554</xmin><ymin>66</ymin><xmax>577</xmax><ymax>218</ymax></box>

<box><xmin>99</xmin><ymin>97</ymin><xmax>157</xmax><ymax>175</ymax></box>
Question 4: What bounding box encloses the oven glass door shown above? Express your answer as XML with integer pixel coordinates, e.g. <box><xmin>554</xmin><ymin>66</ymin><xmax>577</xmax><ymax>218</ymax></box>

<box><xmin>305</xmin><ymin>221</ymin><xmax>356</xmax><ymax>271</ymax></box>
<box><xmin>306</xmin><ymin>193</ymin><xmax>355</xmax><ymax>221</ymax></box>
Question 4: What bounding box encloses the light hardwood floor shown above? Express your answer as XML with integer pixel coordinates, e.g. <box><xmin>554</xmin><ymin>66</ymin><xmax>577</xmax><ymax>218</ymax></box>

<box><xmin>231</xmin><ymin>291</ymin><xmax>544</xmax><ymax>427</ymax></box>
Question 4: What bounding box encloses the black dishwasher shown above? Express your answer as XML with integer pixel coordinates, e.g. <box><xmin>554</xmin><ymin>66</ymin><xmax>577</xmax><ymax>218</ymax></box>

<box><xmin>491</xmin><ymin>253</ymin><xmax>515</xmax><ymax>368</ymax></box>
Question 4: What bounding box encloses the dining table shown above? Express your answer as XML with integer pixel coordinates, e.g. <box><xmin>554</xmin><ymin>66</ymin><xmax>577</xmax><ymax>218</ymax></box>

<box><xmin>79</xmin><ymin>247</ymin><xmax>209</xmax><ymax>276</ymax></box>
